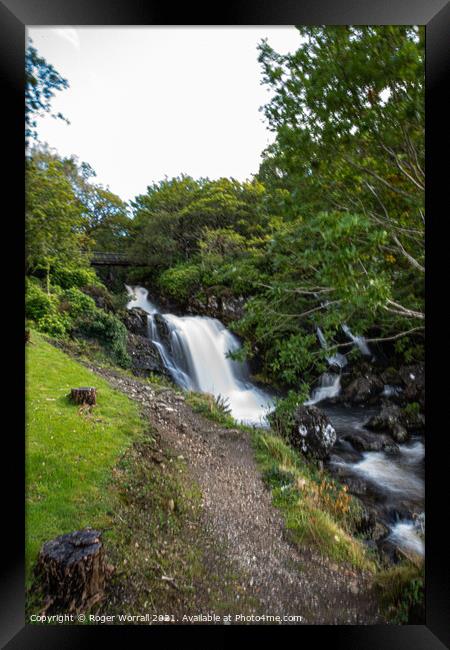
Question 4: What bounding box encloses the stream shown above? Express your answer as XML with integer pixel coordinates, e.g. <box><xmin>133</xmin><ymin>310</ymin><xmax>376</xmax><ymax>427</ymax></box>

<box><xmin>126</xmin><ymin>285</ymin><xmax>424</xmax><ymax>559</ymax></box>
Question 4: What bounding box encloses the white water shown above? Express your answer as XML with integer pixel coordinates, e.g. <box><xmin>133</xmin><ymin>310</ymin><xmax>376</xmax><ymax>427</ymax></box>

<box><xmin>331</xmin><ymin>440</ymin><xmax>424</xmax><ymax>501</ymax></box>
<box><xmin>388</xmin><ymin>519</ymin><xmax>424</xmax><ymax>557</ymax></box>
<box><xmin>126</xmin><ymin>286</ymin><xmax>273</xmax><ymax>425</ymax></box>
<box><xmin>305</xmin><ymin>372</ymin><xmax>341</xmax><ymax>405</ymax></box>
<box><xmin>316</xmin><ymin>327</ymin><xmax>347</xmax><ymax>368</ymax></box>
<box><xmin>125</xmin><ymin>285</ymin><xmax>158</xmax><ymax>314</ymax></box>
<box><xmin>342</xmin><ymin>324</ymin><xmax>372</xmax><ymax>357</ymax></box>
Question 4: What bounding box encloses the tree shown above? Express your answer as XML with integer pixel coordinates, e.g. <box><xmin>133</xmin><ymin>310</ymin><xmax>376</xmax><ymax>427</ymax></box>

<box><xmin>26</xmin><ymin>154</ymin><xmax>89</xmax><ymax>289</ymax></box>
<box><xmin>249</xmin><ymin>26</ymin><xmax>424</xmax><ymax>375</ymax></box>
<box><xmin>25</xmin><ymin>41</ymin><xmax>69</xmax><ymax>145</ymax></box>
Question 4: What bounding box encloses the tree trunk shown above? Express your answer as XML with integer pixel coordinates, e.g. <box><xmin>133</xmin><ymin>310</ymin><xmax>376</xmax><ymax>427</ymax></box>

<box><xmin>70</xmin><ymin>387</ymin><xmax>97</xmax><ymax>405</ymax></box>
<box><xmin>36</xmin><ymin>528</ymin><xmax>109</xmax><ymax>613</ymax></box>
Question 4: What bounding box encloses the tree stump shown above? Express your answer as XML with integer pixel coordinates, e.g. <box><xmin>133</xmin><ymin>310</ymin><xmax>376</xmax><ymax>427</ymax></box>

<box><xmin>70</xmin><ymin>387</ymin><xmax>97</xmax><ymax>406</ymax></box>
<box><xmin>36</xmin><ymin>528</ymin><xmax>109</xmax><ymax>613</ymax></box>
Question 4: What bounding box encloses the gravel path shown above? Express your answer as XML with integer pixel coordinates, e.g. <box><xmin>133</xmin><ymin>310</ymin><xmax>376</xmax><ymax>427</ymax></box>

<box><xmin>88</xmin><ymin>365</ymin><xmax>383</xmax><ymax>624</ymax></box>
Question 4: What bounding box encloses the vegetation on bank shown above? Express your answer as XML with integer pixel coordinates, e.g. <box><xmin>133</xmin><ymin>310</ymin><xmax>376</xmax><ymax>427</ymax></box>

<box><xmin>25</xmin><ymin>333</ymin><xmax>262</xmax><ymax>620</ymax></box>
<box><xmin>25</xmin><ymin>331</ymin><xmax>145</xmax><ymax>584</ymax></box>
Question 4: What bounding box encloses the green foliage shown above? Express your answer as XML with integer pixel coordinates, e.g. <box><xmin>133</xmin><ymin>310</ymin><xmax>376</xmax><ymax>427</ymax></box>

<box><xmin>375</xmin><ymin>562</ymin><xmax>424</xmax><ymax>623</ymax></box>
<box><xmin>50</xmin><ymin>264</ymin><xmax>100</xmax><ymax>290</ymax></box>
<box><xmin>25</xmin><ymin>279</ymin><xmax>54</xmax><ymax>321</ymax></box>
<box><xmin>61</xmin><ymin>287</ymin><xmax>97</xmax><ymax>318</ymax></box>
<box><xmin>403</xmin><ymin>401</ymin><xmax>420</xmax><ymax>416</ymax></box>
<box><xmin>26</xmin><ymin>41</ymin><xmax>69</xmax><ymax>145</ymax></box>
<box><xmin>159</xmin><ymin>262</ymin><xmax>202</xmax><ymax>301</ymax></box>
<box><xmin>26</xmin><ymin>154</ymin><xmax>90</xmax><ymax>274</ymax></box>
<box><xmin>186</xmin><ymin>392</ymin><xmax>237</xmax><ymax>429</ymax></box>
<box><xmin>75</xmin><ymin>309</ymin><xmax>131</xmax><ymax>367</ymax></box>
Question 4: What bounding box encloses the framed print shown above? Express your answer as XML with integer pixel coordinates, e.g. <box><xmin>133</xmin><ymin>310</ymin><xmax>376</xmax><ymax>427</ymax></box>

<box><xmin>1</xmin><ymin>0</ymin><xmax>448</xmax><ymax>647</ymax></box>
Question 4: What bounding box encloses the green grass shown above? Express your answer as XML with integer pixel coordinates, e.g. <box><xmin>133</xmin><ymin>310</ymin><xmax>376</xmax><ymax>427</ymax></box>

<box><xmin>26</xmin><ymin>330</ymin><xmax>146</xmax><ymax>585</ymax></box>
<box><xmin>374</xmin><ymin>561</ymin><xmax>424</xmax><ymax>623</ymax></box>
<box><xmin>252</xmin><ymin>430</ymin><xmax>376</xmax><ymax>572</ymax></box>
<box><xmin>185</xmin><ymin>391</ymin><xmax>239</xmax><ymax>429</ymax></box>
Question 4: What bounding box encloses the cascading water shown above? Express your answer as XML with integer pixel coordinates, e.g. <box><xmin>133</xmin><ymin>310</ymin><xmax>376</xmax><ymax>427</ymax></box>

<box><xmin>305</xmin><ymin>372</ymin><xmax>341</xmax><ymax>405</ymax></box>
<box><xmin>342</xmin><ymin>324</ymin><xmax>372</xmax><ymax>357</ymax></box>
<box><xmin>326</xmin><ymin>405</ymin><xmax>425</xmax><ymax>558</ymax></box>
<box><xmin>316</xmin><ymin>327</ymin><xmax>347</xmax><ymax>369</ymax></box>
<box><xmin>126</xmin><ymin>286</ymin><xmax>273</xmax><ymax>425</ymax></box>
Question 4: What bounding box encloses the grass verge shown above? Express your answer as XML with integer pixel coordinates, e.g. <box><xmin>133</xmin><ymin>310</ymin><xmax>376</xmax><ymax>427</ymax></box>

<box><xmin>374</xmin><ymin>561</ymin><xmax>424</xmax><ymax>623</ymax></box>
<box><xmin>26</xmin><ymin>330</ymin><xmax>145</xmax><ymax>585</ymax></box>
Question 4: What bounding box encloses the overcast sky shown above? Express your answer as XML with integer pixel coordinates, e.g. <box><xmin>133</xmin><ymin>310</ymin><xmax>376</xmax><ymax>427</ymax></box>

<box><xmin>27</xmin><ymin>27</ymin><xmax>301</xmax><ymax>202</ymax></box>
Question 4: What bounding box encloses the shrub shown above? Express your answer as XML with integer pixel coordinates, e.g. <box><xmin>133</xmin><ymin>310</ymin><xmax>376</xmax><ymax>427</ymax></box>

<box><xmin>25</xmin><ymin>280</ymin><xmax>55</xmax><ymax>322</ymax></box>
<box><xmin>74</xmin><ymin>308</ymin><xmax>130</xmax><ymax>367</ymax></box>
<box><xmin>50</xmin><ymin>264</ymin><xmax>100</xmax><ymax>290</ymax></box>
<box><xmin>37</xmin><ymin>312</ymin><xmax>71</xmax><ymax>338</ymax></box>
<box><xmin>158</xmin><ymin>263</ymin><xmax>202</xmax><ymax>301</ymax></box>
<box><xmin>61</xmin><ymin>287</ymin><xmax>97</xmax><ymax>318</ymax></box>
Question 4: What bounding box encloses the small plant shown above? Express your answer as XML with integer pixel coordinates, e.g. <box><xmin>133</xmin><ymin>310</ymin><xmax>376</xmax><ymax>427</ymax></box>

<box><xmin>403</xmin><ymin>402</ymin><xmax>421</xmax><ymax>417</ymax></box>
<box><xmin>375</xmin><ymin>562</ymin><xmax>424</xmax><ymax>623</ymax></box>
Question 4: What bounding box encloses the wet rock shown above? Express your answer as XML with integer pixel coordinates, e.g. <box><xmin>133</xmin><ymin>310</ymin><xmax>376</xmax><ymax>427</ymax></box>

<box><xmin>290</xmin><ymin>405</ymin><xmax>336</xmax><ymax>460</ymax></box>
<box><xmin>341</xmin><ymin>430</ymin><xmax>400</xmax><ymax>454</ymax></box>
<box><xmin>365</xmin><ymin>403</ymin><xmax>409</xmax><ymax>443</ymax></box>
<box><xmin>341</xmin><ymin>374</ymin><xmax>384</xmax><ymax>405</ymax></box>
<box><xmin>402</xmin><ymin>409</ymin><xmax>425</xmax><ymax>434</ymax></box>
<box><xmin>154</xmin><ymin>314</ymin><xmax>172</xmax><ymax>348</ymax></box>
<box><xmin>399</xmin><ymin>364</ymin><xmax>425</xmax><ymax>409</ymax></box>
<box><xmin>122</xmin><ymin>307</ymin><xmax>149</xmax><ymax>337</ymax></box>
<box><xmin>126</xmin><ymin>333</ymin><xmax>166</xmax><ymax>377</ymax></box>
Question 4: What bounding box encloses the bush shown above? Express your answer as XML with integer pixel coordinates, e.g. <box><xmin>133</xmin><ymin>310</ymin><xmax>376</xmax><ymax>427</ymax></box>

<box><xmin>50</xmin><ymin>264</ymin><xmax>99</xmax><ymax>290</ymax></box>
<box><xmin>158</xmin><ymin>262</ymin><xmax>202</xmax><ymax>301</ymax></box>
<box><xmin>61</xmin><ymin>287</ymin><xmax>97</xmax><ymax>318</ymax></box>
<box><xmin>25</xmin><ymin>280</ymin><xmax>55</xmax><ymax>322</ymax></box>
<box><xmin>74</xmin><ymin>308</ymin><xmax>130</xmax><ymax>368</ymax></box>
<box><xmin>37</xmin><ymin>312</ymin><xmax>70</xmax><ymax>338</ymax></box>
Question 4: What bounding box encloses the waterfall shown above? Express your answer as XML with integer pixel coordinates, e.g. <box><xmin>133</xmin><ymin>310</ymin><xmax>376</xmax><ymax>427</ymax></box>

<box><xmin>305</xmin><ymin>372</ymin><xmax>341</xmax><ymax>405</ymax></box>
<box><xmin>126</xmin><ymin>286</ymin><xmax>273</xmax><ymax>425</ymax></box>
<box><xmin>316</xmin><ymin>327</ymin><xmax>347</xmax><ymax>368</ymax></box>
<box><xmin>341</xmin><ymin>324</ymin><xmax>372</xmax><ymax>357</ymax></box>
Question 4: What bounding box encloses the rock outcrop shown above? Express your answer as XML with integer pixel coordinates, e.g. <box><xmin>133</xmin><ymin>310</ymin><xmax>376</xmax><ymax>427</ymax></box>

<box><xmin>121</xmin><ymin>307</ymin><xmax>149</xmax><ymax>337</ymax></box>
<box><xmin>290</xmin><ymin>405</ymin><xmax>336</xmax><ymax>460</ymax></box>
<box><xmin>126</xmin><ymin>332</ymin><xmax>166</xmax><ymax>377</ymax></box>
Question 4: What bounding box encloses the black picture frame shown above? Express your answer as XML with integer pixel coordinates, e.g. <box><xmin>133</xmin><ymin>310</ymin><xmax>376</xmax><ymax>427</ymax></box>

<box><xmin>1</xmin><ymin>1</ymin><xmax>448</xmax><ymax>647</ymax></box>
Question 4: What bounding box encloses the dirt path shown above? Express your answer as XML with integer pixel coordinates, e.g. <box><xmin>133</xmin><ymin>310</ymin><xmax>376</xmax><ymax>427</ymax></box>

<box><xmin>89</xmin><ymin>364</ymin><xmax>383</xmax><ymax>624</ymax></box>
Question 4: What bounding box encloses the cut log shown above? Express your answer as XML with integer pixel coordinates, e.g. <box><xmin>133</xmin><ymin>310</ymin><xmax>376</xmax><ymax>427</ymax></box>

<box><xmin>35</xmin><ymin>528</ymin><xmax>109</xmax><ymax>613</ymax></box>
<box><xmin>70</xmin><ymin>387</ymin><xmax>97</xmax><ymax>406</ymax></box>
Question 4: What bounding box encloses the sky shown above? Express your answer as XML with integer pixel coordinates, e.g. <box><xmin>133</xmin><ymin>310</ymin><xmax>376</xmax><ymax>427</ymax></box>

<box><xmin>27</xmin><ymin>27</ymin><xmax>301</xmax><ymax>202</ymax></box>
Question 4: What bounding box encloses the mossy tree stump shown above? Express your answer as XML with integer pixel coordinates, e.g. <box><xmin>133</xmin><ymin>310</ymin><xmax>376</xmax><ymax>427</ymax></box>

<box><xmin>70</xmin><ymin>387</ymin><xmax>97</xmax><ymax>406</ymax></box>
<box><xmin>36</xmin><ymin>528</ymin><xmax>109</xmax><ymax>613</ymax></box>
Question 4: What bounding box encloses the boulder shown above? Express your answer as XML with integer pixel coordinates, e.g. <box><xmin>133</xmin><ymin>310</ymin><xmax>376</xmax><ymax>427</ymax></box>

<box><xmin>341</xmin><ymin>429</ymin><xmax>400</xmax><ymax>453</ymax></box>
<box><xmin>365</xmin><ymin>403</ymin><xmax>409</xmax><ymax>443</ymax></box>
<box><xmin>399</xmin><ymin>364</ymin><xmax>425</xmax><ymax>408</ymax></box>
<box><xmin>126</xmin><ymin>333</ymin><xmax>166</xmax><ymax>377</ymax></box>
<box><xmin>290</xmin><ymin>405</ymin><xmax>336</xmax><ymax>460</ymax></box>
<box><xmin>341</xmin><ymin>374</ymin><xmax>384</xmax><ymax>405</ymax></box>
<box><xmin>122</xmin><ymin>307</ymin><xmax>149</xmax><ymax>337</ymax></box>
<box><xmin>154</xmin><ymin>313</ymin><xmax>172</xmax><ymax>348</ymax></box>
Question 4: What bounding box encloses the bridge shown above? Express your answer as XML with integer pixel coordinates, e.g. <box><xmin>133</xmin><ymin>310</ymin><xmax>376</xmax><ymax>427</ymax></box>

<box><xmin>91</xmin><ymin>251</ymin><xmax>135</xmax><ymax>267</ymax></box>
